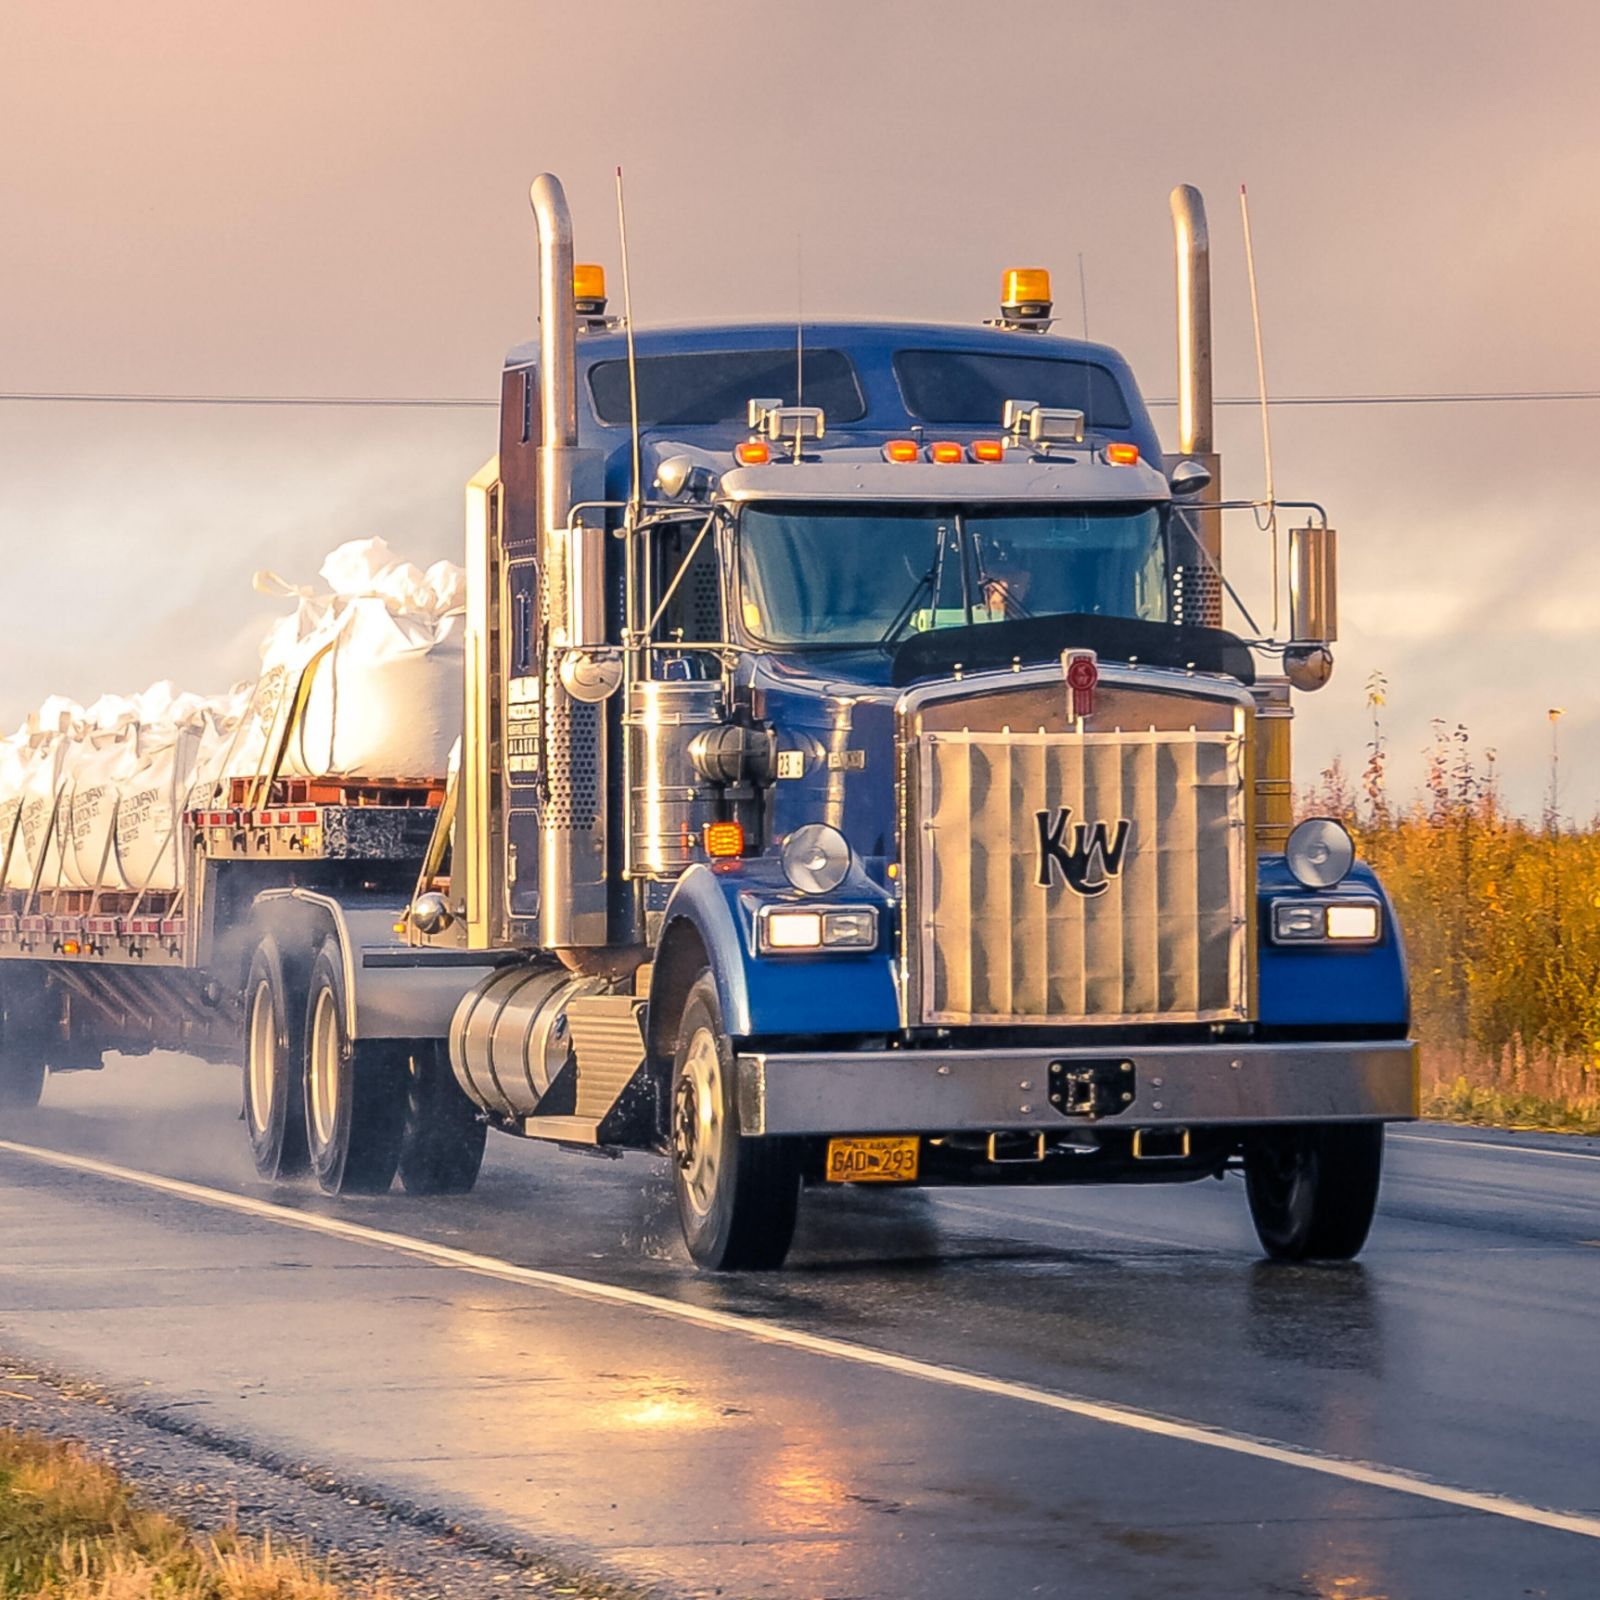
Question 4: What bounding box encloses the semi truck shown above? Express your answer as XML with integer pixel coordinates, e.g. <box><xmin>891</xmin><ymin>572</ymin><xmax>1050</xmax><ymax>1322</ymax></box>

<box><xmin>0</xmin><ymin>176</ymin><xmax>1416</xmax><ymax>1269</ymax></box>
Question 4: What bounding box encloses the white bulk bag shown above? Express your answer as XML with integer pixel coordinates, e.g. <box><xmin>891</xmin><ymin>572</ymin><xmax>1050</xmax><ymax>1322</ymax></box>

<box><xmin>0</xmin><ymin>735</ymin><xmax>27</xmax><ymax>889</ymax></box>
<box><xmin>60</xmin><ymin>726</ymin><xmax>139</xmax><ymax>890</ymax></box>
<box><xmin>283</xmin><ymin>599</ymin><xmax>463</xmax><ymax>780</ymax></box>
<box><xmin>114</xmin><ymin>722</ymin><xmax>208</xmax><ymax>895</ymax></box>
<box><xmin>6</xmin><ymin>737</ymin><xmax>69</xmax><ymax>893</ymax></box>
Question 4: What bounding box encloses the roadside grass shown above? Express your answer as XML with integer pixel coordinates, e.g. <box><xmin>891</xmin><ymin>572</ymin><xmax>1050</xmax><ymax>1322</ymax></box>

<box><xmin>0</xmin><ymin>1428</ymin><xmax>373</xmax><ymax>1600</ymax></box>
<box><xmin>1306</xmin><ymin>690</ymin><xmax>1600</xmax><ymax>1136</ymax></box>
<box><xmin>1421</xmin><ymin>1075</ymin><xmax>1600</xmax><ymax>1137</ymax></box>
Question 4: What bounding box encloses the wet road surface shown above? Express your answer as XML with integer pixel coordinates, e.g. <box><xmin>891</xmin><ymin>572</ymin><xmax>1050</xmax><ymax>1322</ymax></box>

<box><xmin>1</xmin><ymin>1052</ymin><xmax>1597</xmax><ymax>1598</ymax></box>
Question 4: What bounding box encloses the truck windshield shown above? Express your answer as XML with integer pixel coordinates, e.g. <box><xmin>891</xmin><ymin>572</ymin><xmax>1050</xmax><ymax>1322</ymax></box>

<box><xmin>736</xmin><ymin>502</ymin><xmax>1168</xmax><ymax>648</ymax></box>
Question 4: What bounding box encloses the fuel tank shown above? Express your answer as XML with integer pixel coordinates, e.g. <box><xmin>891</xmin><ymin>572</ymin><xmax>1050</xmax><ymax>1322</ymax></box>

<box><xmin>447</xmin><ymin>963</ymin><xmax>606</xmax><ymax>1119</ymax></box>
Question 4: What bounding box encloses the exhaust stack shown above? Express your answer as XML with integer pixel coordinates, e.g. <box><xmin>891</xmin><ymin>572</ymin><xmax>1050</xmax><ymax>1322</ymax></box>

<box><xmin>529</xmin><ymin>174</ymin><xmax>610</xmax><ymax>953</ymax></box>
<box><xmin>1168</xmin><ymin>184</ymin><xmax>1222</xmax><ymax>628</ymax></box>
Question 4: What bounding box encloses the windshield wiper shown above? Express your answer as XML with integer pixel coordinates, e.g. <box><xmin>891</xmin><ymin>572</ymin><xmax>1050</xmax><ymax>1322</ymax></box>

<box><xmin>878</xmin><ymin>563</ymin><xmax>937</xmax><ymax>651</ymax></box>
<box><xmin>878</xmin><ymin>521</ymin><xmax>955</xmax><ymax>652</ymax></box>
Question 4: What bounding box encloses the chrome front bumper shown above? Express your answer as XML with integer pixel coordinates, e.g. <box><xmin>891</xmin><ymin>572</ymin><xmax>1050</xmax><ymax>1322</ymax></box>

<box><xmin>735</xmin><ymin>1040</ymin><xmax>1419</xmax><ymax>1137</ymax></box>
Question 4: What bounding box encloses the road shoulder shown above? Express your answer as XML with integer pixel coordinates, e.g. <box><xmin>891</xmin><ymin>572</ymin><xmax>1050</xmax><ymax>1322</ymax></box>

<box><xmin>0</xmin><ymin>1351</ymin><xmax>652</xmax><ymax>1600</ymax></box>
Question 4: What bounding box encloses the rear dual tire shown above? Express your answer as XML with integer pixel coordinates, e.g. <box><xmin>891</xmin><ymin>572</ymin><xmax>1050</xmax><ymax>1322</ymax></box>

<box><xmin>303</xmin><ymin>945</ymin><xmax>408</xmax><ymax>1195</ymax></box>
<box><xmin>243</xmin><ymin>939</ymin><xmax>309</xmax><ymax>1180</ymax></box>
<box><xmin>397</xmin><ymin>1041</ymin><xmax>486</xmax><ymax>1196</ymax></box>
<box><xmin>243</xmin><ymin>934</ymin><xmax>484</xmax><ymax>1198</ymax></box>
<box><xmin>0</xmin><ymin>972</ymin><xmax>47</xmax><ymax>1115</ymax></box>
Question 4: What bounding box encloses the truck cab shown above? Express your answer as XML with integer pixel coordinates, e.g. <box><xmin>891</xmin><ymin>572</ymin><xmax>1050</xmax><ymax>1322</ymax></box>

<box><xmin>420</xmin><ymin>176</ymin><xmax>1415</xmax><ymax>1269</ymax></box>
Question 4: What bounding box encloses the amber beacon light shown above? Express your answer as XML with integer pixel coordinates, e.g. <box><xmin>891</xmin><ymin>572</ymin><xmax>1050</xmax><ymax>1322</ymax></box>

<box><xmin>572</xmin><ymin>262</ymin><xmax>608</xmax><ymax>315</ymax></box>
<box><xmin>1000</xmin><ymin>267</ymin><xmax>1053</xmax><ymax>327</ymax></box>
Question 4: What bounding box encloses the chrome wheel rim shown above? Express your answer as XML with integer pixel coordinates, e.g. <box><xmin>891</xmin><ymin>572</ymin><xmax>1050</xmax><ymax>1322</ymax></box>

<box><xmin>308</xmin><ymin>987</ymin><xmax>341</xmax><ymax>1151</ymax></box>
<box><xmin>246</xmin><ymin>981</ymin><xmax>275</xmax><ymax>1136</ymax></box>
<box><xmin>673</xmin><ymin>1026</ymin><xmax>723</xmax><ymax>1219</ymax></box>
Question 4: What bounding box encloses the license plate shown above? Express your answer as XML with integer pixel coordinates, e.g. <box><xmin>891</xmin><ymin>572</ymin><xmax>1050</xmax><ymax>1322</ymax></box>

<box><xmin>825</xmin><ymin>1136</ymin><xmax>920</xmax><ymax>1183</ymax></box>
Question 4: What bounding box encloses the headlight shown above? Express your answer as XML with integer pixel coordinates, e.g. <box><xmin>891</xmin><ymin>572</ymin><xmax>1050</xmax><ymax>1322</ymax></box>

<box><xmin>1284</xmin><ymin>817</ymin><xmax>1355</xmax><ymax>889</ymax></box>
<box><xmin>758</xmin><ymin>904</ymin><xmax>878</xmax><ymax>953</ymax></box>
<box><xmin>1271</xmin><ymin>897</ymin><xmax>1381</xmax><ymax>945</ymax></box>
<box><xmin>780</xmin><ymin>823</ymin><xmax>852</xmax><ymax>895</ymax></box>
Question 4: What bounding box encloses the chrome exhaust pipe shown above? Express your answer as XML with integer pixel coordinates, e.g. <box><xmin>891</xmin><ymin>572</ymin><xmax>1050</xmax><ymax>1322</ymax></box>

<box><xmin>529</xmin><ymin>173</ymin><xmax>609</xmax><ymax>953</ymax></box>
<box><xmin>530</xmin><ymin>173</ymin><xmax>579</xmax><ymax>528</ymax></box>
<box><xmin>1169</xmin><ymin>184</ymin><xmax>1222</xmax><ymax>627</ymax></box>
<box><xmin>1169</xmin><ymin>184</ymin><xmax>1212</xmax><ymax>457</ymax></box>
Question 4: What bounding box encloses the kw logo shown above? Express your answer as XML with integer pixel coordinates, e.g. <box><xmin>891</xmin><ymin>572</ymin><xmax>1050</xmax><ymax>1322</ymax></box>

<box><xmin>1034</xmin><ymin>808</ymin><xmax>1133</xmax><ymax>897</ymax></box>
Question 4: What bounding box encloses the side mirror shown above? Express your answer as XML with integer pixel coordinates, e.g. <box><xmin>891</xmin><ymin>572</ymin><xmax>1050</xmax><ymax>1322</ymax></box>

<box><xmin>1289</xmin><ymin>526</ymin><xmax>1337</xmax><ymax>644</ymax></box>
<box><xmin>1168</xmin><ymin>459</ymin><xmax>1212</xmax><ymax>496</ymax></box>
<box><xmin>410</xmin><ymin>891</ymin><xmax>454</xmax><ymax>935</ymax></box>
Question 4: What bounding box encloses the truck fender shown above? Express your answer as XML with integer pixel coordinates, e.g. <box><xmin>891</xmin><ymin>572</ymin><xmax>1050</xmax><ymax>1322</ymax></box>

<box><xmin>650</xmin><ymin>863</ymin><xmax>901</xmax><ymax>1051</ymax></box>
<box><xmin>650</xmin><ymin>867</ymin><xmax>754</xmax><ymax>1048</ymax></box>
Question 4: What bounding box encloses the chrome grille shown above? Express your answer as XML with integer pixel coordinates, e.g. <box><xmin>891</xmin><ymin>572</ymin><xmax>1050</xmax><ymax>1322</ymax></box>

<box><xmin>912</xmin><ymin>728</ymin><xmax>1248</xmax><ymax>1026</ymax></box>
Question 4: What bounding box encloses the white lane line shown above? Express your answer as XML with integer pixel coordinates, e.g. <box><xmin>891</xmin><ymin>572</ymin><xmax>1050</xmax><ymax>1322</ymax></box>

<box><xmin>3</xmin><ymin>1136</ymin><xmax>1598</xmax><ymax>1544</ymax></box>
<box><xmin>1391</xmin><ymin>1132</ymin><xmax>1600</xmax><ymax>1164</ymax></box>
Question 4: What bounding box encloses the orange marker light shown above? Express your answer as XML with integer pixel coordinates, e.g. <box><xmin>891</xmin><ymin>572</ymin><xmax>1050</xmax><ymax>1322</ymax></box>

<box><xmin>970</xmin><ymin>439</ymin><xmax>1005</xmax><ymax>463</ymax></box>
<box><xmin>1105</xmin><ymin>442</ymin><xmax>1141</xmax><ymax>466</ymax></box>
<box><xmin>929</xmin><ymin>441</ymin><xmax>963</xmax><ymax>464</ymax></box>
<box><xmin>704</xmin><ymin>821</ymin><xmax>745</xmax><ymax>858</ymax></box>
<box><xmin>883</xmin><ymin>439</ymin><xmax>919</xmax><ymax>463</ymax></box>
<box><xmin>735</xmin><ymin>441</ymin><xmax>771</xmax><ymax>465</ymax></box>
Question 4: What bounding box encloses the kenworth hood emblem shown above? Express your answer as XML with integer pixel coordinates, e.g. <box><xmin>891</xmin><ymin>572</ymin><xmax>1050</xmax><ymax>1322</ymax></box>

<box><xmin>1063</xmin><ymin>648</ymin><xmax>1099</xmax><ymax>719</ymax></box>
<box><xmin>1035</xmin><ymin>808</ymin><xmax>1133</xmax><ymax>897</ymax></box>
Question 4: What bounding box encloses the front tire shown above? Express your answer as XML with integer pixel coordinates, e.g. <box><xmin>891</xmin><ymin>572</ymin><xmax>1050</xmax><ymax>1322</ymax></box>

<box><xmin>397</xmin><ymin>1042</ymin><xmax>486</xmax><ymax>1196</ymax></box>
<box><xmin>670</xmin><ymin>973</ymin><xmax>800</xmax><ymax>1270</ymax></box>
<box><xmin>303</xmin><ymin>944</ymin><xmax>406</xmax><ymax>1195</ymax></box>
<box><xmin>1244</xmin><ymin>1123</ymin><xmax>1384</xmax><ymax>1262</ymax></box>
<box><xmin>243</xmin><ymin>938</ymin><xmax>309</xmax><ymax>1179</ymax></box>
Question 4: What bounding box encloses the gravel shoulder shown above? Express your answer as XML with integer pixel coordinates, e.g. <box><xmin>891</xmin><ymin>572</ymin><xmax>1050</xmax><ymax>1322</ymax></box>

<box><xmin>0</xmin><ymin>1351</ymin><xmax>658</xmax><ymax>1600</ymax></box>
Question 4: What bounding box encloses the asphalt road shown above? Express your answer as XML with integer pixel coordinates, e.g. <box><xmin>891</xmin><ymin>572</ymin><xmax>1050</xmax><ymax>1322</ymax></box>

<box><xmin>1</xmin><ymin>1052</ymin><xmax>1596</xmax><ymax>1600</ymax></box>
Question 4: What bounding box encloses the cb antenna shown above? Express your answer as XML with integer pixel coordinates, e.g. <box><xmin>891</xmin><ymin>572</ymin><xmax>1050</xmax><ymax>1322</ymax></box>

<box><xmin>615</xmin><ymin>165</ymin><xmax>642</xmax><ymax>529</ymax></box>
<box><xmin>1239</xmin><ymin>183</ymin><xmax>1279</xmax><ymax>634</ymax></box>
<box><xmin>795</xmin><ymin>233</ymin><xmax>805</xmax><ymax>461</ymax></box>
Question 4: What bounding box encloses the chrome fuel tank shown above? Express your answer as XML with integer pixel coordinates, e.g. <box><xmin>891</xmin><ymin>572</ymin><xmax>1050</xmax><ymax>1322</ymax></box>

<box><xmin>448</xmin><ymin>963</ymin><xmax>607</xmax><ymax>1119</ymax></box>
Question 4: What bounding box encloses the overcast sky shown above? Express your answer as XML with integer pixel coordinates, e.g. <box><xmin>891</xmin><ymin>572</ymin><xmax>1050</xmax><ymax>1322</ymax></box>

<box><xmin>3</xmin><ymin>0</ymin><xmax>1597</xmax><ymax>817</ymax></box>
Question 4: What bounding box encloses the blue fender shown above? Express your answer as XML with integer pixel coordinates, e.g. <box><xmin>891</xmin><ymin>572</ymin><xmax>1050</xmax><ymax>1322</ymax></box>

<box><xmin>1256</xmin><ymin>858</ymin><xmax>1411</xmax><ymax>1029</ymax></box>
<box><xmin>655</xmin><ymin>861</ymin><xmax>901</xmax><ymax>1039</ymax></box>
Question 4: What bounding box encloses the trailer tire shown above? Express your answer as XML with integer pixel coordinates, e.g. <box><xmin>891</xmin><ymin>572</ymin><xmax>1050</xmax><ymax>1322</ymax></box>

<box><xmin>1244</xmin><ymin>1123</ymin><xmax>1384</xmax><ymax>1262</ymax></box>
<box><xmin>0</xmin><ymin>960</ymin><xmax>48</xmax><ymax>1113</ymax></box>
<box><xmin>303</xmin><ymin>944</ymin><xmax>406</xmax><ymax>1196</ymax></box>
<box><xmin>670</xmin><ymin>972</ymin><xmax>800</xmax><ymax>1270</ymax></box>
<box><xmin>0</xmin><ymin>972</ymin><xmax>47</xmax><ymax>1114</ymax></box>
<box><xmin>243</xmin><ymin>939</ymin><xmax>310</xmax><ymax>1179</ymax></box>
<box><xmin>397</xmin><ymin>1042</ymin><xmax>486</xmax><ymax>1196</ymax></box>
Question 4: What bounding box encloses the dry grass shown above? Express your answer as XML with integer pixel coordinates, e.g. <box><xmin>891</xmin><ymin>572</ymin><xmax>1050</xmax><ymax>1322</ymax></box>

<box><xmin>0</xmin><ymin>1429</ymin><xmax>379</xmax><ymax>1600</ymax></box>
<box><xmin>1305</xmin><ymin>687</ymin><xmax>1600</xmax><ymax>1135</ymax></box>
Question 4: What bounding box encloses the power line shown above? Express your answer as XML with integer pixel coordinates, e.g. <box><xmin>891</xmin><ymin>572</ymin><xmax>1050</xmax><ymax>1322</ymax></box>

<box><xmin>1152</xmin><ymin>390</ymin><xmax>1600</xmax><ymax>408</ymax></box>
<box><xmin>0</xmin><ymin>391</ymin><xmax>496</xmax><ymax>409</ymax></box>
<box><xmin>2</xmin><ymin>388</ymin><xmax>1600</xmax><ymax>411</ymax></box>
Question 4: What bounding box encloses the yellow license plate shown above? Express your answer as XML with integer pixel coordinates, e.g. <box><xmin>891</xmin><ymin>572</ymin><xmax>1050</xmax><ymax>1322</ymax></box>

<box><xmin>826</xmin><ymin>1136</ymin><xmax>920</xmax><ymax>1183</ymax></box>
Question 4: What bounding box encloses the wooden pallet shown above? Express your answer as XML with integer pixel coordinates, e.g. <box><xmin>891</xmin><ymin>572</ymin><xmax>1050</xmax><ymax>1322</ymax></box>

<box><xmin>223</xmin><ymin>775</ymin><xmax>446</xmax><ymax>809</ymax></box>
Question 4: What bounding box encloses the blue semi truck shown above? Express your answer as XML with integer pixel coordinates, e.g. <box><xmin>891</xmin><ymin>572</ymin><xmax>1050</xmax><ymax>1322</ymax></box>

<box><xmin>0</xmin><ymin>176</ymin><xmax>1415</xmax><ymax>1269</ymax></box>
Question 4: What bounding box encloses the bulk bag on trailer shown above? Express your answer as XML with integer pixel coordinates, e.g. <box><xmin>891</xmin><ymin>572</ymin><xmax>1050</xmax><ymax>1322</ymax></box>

<box><xmin>0</xmin><ymin>735</ymin><xmax>27</xmax><ymax>889</ymax></box>
<box><xmin>59</xmin><ymin>725</ymin><xmax>140</xmax><ymax>890</ymax></box>
<box><xmin>241</xmin><ymin>538</ymin><xmax>464</xmax><ymax>784</ymax></box>
<box><xmin>5</xmin><ymin>733</ymin><xmax>69</xmax><ymax>892</ymax></box>
<box><xmin>114</xmin><ymin>722</ymin><xmax>209</xmax><ymax>894</ymax></box>
<box><xmin>284</xmin><ymin>599</ymin><xmax>463</xmax><ymax>780</ymax></box>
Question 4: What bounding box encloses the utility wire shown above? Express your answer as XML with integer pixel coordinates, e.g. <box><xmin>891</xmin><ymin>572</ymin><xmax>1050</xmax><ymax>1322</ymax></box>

<box><xmin>0</xmin><ymin>391</ymin><xmax>496</xmax><ymax>409</ymax></box>
<box><xmin>3</xmin><ymin>388</ymin><xmax>1600</xmax><ymax>410</ymax></box>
